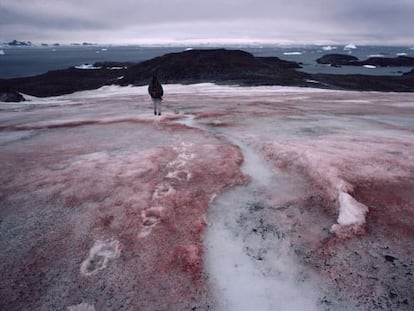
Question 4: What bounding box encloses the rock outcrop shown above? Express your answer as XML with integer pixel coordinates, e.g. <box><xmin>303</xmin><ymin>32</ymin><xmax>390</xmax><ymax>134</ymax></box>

<box><xmin>316</xmin><ymin>54</ymin><xmax>359</xmax><ymax>66</ymax></box>
<box><xmin>317</xmin><ymin>53</ymin><xmax>414</xmax><ymax>67</ymax></box>
<box><xmin>0</xmin><ymin>91</ymin><xmax>25</xmax><ymax>102</ymax></box>
<box><xmin>118</xmin><ymin>49</ymin><xmax>305</xmax><ymax>86</ymax></box>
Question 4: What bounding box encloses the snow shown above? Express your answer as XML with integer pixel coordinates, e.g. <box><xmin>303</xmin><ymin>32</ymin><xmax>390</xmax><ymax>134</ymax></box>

<box><xmin>368</xmin><ymin>54</ymin><xmax>384</xmax><ymax>57</ymax></box>
<box><xmin>283</xmin><ymin>51</ymin><xmax>302</xmax><ymax>55</ymax></box>
<box><xmin>1</xmin><ymin>84</ymin><xmax>413</xmax><ymax>310</ymax></box>
<box><xmin>0</xmin><ymin>49</ymin><xmax>5</xmax><ymax>55</ymax></box>
<box><xmin>80</xmin><ymin>239</ymin><xmax>121</xmax><ymax>276</ymax></box>
<box><xmin>74</xmin><ymin>63</ymin><xmax>102</xmax><ymax>70</ymax></box>
<box><xmin>331</xmin><ymin>191</ymin><xmax>369</xmax><ymax>233</ymax></box>
<box><xmin>363</xmin><ymin>65</ymin><xmax>377</xmax><ymax>68</ymax></box>
<box><xmin>322</xmin><ymin>45</ymin><xmax>337</xmax><ymax>51</ymax></box>
<box><xmin>67</xmin><ymin>303</ymin><xmax>96</xmax><ymax>311</ymax></box>
<box><xmin>396</xmin><ymin>52</ymin><xmax>408</xmax><ymax>56</ymax></box>
<box><xmin>344</xmin><ymin>44</ymin><xmax>357</xmax><ymax>50</ymax></box>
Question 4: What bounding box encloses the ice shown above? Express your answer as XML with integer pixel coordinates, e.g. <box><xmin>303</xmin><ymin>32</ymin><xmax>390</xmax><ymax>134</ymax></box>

<box><xmin>0</xmin><ymin>49</ymin><xmax>5</xmax><ymax>55</ymax></box>
<box><xmin>283</xmin><ymin>51</ymin><xmax>302</xmax><ymax>55</ymax></box>
<box><xmin>1</xmin><ymin>83</ymin><xmax>413</xmax><ymax>310</ymax></box>
<box><xmin>363</xmin><ymin>64</ymin><xmax>377</xmax><ymax>68</ymax></box>
<box><xmin>344</xmin><ymin>44</ymin><xmax>357</xmax><ymax>50</ymax></box>
<box><xmin>322</xmin><ymin>45</ymin><xmax>337</xmax><ymax>51</ymax></box>
<box><xmin>331</xmin><ymin>191</ymin><xmax>369</xmax><ymax>233</ymax></box>
<box><xmin>67</xmin><ymin>302</ymin><xmax>95</xmax><ymax>311</ymax></box>
<box><xmin>80</xmin><ymin>239</ymin><xmax>121</xmax><ymax>276</ymax></box>
<box><xmin>396</xmin><ymin>52</ymin><xmax>408</xmax><ymax>56</ymax></box>
<box><xmin>74</xmin><ymin>63</ymin><xmax>102</xmax><ymax>69</ymax></box>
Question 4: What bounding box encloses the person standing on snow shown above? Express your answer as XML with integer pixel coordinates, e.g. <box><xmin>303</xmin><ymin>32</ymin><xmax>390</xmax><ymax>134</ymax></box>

<box><xmin>148</xmin><ymin>76</ymin><xmax>163</xmax><ymax>116</ymax></box>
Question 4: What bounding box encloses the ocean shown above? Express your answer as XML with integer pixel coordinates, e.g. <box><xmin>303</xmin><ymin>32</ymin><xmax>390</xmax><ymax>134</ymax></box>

<box><xmin>0</xmin><ymin>44</ymin><xmax>413</xmax><ymax>79</ymax></box>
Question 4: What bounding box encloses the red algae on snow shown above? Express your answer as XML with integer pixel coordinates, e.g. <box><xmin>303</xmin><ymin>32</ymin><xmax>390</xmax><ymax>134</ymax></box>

<box><xmin>1</xmin><ymin>84</ymin><xmax>414</xmax><ymax>310</ymax></box>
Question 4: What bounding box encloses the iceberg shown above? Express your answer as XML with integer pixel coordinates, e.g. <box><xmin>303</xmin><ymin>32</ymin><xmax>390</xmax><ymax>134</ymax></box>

<box><xmin>363</xmin><ymin>65</ymin><xmax>377</xmax><ymax>69</ymax></box>
<box><xmin>0</xmin><ymin>49</ymin><xmax>4</xmax><ymax>55</ymax></box>
<box><xmin>322</xmin><ymin>45</ymin><xmax>337</xmax><ymax>51</ymax></box>
<box><xmin>344</xmin><ymin>44</ymin><xmax>357</xmax><ymax>50</ymax></box>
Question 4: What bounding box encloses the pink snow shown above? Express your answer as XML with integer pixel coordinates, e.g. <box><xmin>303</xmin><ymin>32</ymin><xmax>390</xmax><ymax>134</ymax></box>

<box><xmin>1</xmin><ymin>84</ymin><xmax>413</xmax><ymax>310</ymax></box>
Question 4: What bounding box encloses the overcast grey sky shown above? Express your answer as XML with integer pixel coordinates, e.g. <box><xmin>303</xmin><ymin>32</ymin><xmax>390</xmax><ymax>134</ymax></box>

<box><xmin>1</xmin><ymin>0</ymin><xmax>413</xmax><ymax>45</ymax></box>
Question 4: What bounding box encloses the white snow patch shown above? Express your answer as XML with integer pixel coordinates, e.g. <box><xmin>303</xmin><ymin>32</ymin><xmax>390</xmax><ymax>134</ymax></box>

<box><xmin>305</xmin><ymin>79</ymin><xmax>320</xmax><ymax>84</ymax></box>
<box><xmin>74</xmin><ymin>64</ymin><xmax>102</xmax><ymax>70</ymax></box>
<box><xmin>363</xmin><ymin>65</ymin><xmax>377</xmax><ymax>69</ymax></box>
<box><xmin>101</xmin><ymin>48</ymin><xmax>108</xmax><ymax>51</ymax></box>
<box><xmin>67</xmin><ymin>302</ymin><xmax>96</xmax><ymax>311</ymax></box>
<box><xmin>185</xmin><ymin>47</ymin><xmax>193</xmax><ymax>51</ymax></box>
<box><xmin>368</xmin><ymin>54</ymin><xmax>384</xmax><ymax>58</ymax></box>
<box><xmin>283</xmin><ymin>51</ymin><xmax>302</xmax><ymax>55</ymax></box>
<box><xmin>331</xmin><ymin>191</ymin><xmax>369</xmax><ymax>233</ymax></box>
<box><xmin>396</xmin><ymin>52</ymin><xmax>408</xmax><ymax>56</ymax></box>
<box><xmin>322</xmin><ymin>46</ymin><xmax>337</xmax><ymax>51</ymax></box>
<box><xmin>344</xmin><ymin>44</ymin><xmax>357</xmax><ymax>50</ymax></box>
<box><xmin>80</xmin><ymin>239</ymin><xmax>121</xmax><ymax>276</ymax></box>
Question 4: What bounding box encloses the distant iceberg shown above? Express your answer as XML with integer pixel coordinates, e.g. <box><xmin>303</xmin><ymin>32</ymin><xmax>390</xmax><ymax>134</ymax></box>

<box><xmin>74</xmin><ymin>64</ymin><xmax>102</xmax><ymax>70</ymax></box>
<box><xmin>0</xmin><ymin>49</ymin><xmax>5</xmax><ymax>55</ymax></box>
<box><xmin>322</xmin><ymin>46</ymin><xmax>337</xmax><ymax>51</ymax></box>
<box><xmin>344</xmin><ymin>44</ymin><xmax>357</xmax><ymax>50</ymax></box>
<box><xmin>363</xmin><ymin>65</ymin><xmax>377</xmax><ymax>69</ymax></box>
<box><xmin>283</xmin><ymin>51</ymin><xmax>302</xmax><ymax>55</ymax></box>
<box><xmin>396</xmin><ymin>52</ymin><xmax>408</xmax><ymax>56</ymax></box>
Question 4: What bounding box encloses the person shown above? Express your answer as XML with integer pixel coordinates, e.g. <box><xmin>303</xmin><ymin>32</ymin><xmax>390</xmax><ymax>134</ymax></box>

<box><xmin>148</xmin><ymin>75</ymin><xmax>163</xmax><ymax>116</ymax></box>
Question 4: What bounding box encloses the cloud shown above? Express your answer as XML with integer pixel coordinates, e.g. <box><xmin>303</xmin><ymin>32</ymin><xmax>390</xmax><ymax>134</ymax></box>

<box><xmin>0</xmin><ymin>0</ymin><xmax>413</xmax><ymax>44</ymax></box>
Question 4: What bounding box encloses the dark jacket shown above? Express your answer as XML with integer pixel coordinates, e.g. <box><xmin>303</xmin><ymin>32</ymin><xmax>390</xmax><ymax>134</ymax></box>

<box><xmin>148</xmin><ymin>76</ymin><xmax>164</xmax><ymax>99</ymax></box>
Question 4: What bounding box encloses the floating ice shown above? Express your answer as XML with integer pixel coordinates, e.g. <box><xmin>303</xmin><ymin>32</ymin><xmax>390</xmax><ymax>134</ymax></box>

<box><xmin>322</xmin><ymin>46</ymin><xmax>337</xmax><ymax>51</ymax></box>
<box><xmin>283</xmin><ymin>51</ymin><xmax>302</xmax><ymax>55</ymax></box>
<box><xmin>396</xmin><ymin>52</ymin><xmax>408</xmax><ymax>56</ymax></box>
<box><xmin>344</xmin><ymin>44</ymin><xmax>357</xmax><ymax>50</ymax></box>
<box><xmin>363</xmin><ymin>65</ymin><xmax>377</xmax><ymax>69</ymax></box>
<box><xmin>0</xmin><ymin>49</ymin><xmax>5</xmax><ymax>55</ymax></box>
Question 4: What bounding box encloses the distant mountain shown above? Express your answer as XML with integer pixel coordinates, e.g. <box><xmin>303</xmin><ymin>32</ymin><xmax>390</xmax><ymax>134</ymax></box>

<box><xmin>7</xmin><ymin>40</ymin><xmax>32</xmax><ymax>46</ymax></box>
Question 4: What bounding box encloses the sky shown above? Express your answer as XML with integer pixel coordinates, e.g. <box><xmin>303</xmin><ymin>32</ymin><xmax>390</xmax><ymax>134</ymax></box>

<box><xmin>1</xmin><ymin>0</ymin><xmax>413</xmax><ymax>45</ymax></box>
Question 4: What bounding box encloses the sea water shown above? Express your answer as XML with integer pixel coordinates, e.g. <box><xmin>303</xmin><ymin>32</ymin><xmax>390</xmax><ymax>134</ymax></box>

<box><xmin>0</xmin><ymin>44</ymin><xmax>413</xmax><ymax>79</ymax></box>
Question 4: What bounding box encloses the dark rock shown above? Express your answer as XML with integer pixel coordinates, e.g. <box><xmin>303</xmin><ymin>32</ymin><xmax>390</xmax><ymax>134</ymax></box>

<box><xmin>403</xmin><ymin>69</ymin><xmax>414</xmax><ymax>76</ymax></box>
<box><xmin>317</xmin><ymin>53</ymin><xmax>414</xmax><ymax>67</ymax></box>
<box><xmin>93</xmin><ymin>61</ymin><xmax>135</xmax><ymax>69</ymax></box>
<box><xmin>363</xmin><ymin>56</ymin><xmax>414</xmax><ymax>67</ymax></box>
<box><xmin>311</xmin><ymin>73</ymin><xmax>414</xmax><ymax>92</ymax></box>
<box><xmin>8</xmin><ymin>40</ymin><xmax>31</xmax><ymax>46</ymax></box>
<box><xmin>384</xmin><ymin>255</ymin><xmax>397</xmax><ymax>263</ymax></box>
<box><xmin>118</xmin><ymin>49</ymin><xmax>305</xmax><ymax>87</ymax></box>
<box><xmin>0</xmin><ymin>91</ymin><xmax>25</xmax><ymax>102</ymax></box>
<box><xmin>316</xmin><ymin>54</ymin><xmax>359</xmax><ymax>66</ymax></box>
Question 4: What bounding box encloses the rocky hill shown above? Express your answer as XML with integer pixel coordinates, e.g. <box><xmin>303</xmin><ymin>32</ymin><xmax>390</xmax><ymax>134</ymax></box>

<box><xmin>1</xmin><ymin>49</ymin><xmax>414</xmax><ymax>100</ymax></box>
